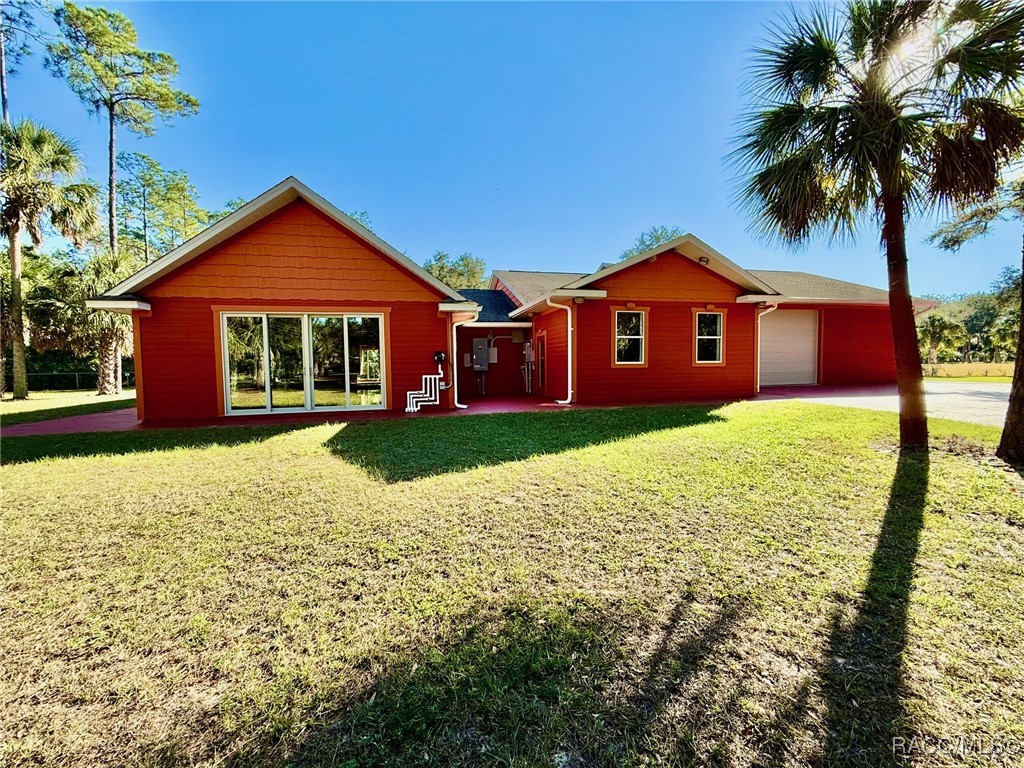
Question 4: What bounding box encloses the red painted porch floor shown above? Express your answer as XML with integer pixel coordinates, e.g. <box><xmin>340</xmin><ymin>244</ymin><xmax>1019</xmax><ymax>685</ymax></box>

<box><xmin>1</xmin><ymin>396</ymin><xmax>569</xmax><ymax>438</ymax></box>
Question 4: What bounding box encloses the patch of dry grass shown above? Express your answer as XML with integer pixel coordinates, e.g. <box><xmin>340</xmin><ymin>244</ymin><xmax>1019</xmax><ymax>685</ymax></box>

<box><xmin>1</xmin><ymin>402</ymin><xmax>1022</xmax><ymax>767</ymax></box>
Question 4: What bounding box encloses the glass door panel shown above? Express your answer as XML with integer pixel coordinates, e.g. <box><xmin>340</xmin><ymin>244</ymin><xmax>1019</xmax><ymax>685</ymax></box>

<box><xmin>225</xmin><ymin>315</ymin><xmax>268</xmax><ymax>411</ymax></box>
<box><xmin>310</xmin><ymin>316</ymin><xmax>348</xmax><ymax>408</ymax></box>
<box><xmin>347</xmin><ymin>316</ymin><xmax>383</xmax><ymax>407</ymax></box>
<box><xmin>267</xmin><ymin>316</ymin><xmax>306</xmax><ymax>409</ymax></box>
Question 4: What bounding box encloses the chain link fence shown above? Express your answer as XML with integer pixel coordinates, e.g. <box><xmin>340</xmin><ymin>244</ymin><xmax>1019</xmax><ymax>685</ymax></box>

<box><xmin>2</xmin><ymin>371</ymin><xmax>135</xmax><ymax>392</ymax></box>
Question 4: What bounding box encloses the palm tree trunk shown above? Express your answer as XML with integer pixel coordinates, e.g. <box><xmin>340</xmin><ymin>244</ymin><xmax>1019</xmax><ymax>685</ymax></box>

<box><xmin>107</xmin><ymin>105</ymin><xmax>118</xmax><ymax>257</ymax></box>
<box><xmin>7</xmin><ymin>225</ymin><xmax>28</xmax><ymax>399</ymax></box>
<box><xmin>882</xmin><ymin>192</ymin><xmax>928</xmax><ymax>448</ymax></box>
<box><xmin>996</xmin><ymin>228</ymin><xmax>1024</xmax><ymax>464</ymax></box>
<box><xmin>97</xmin><ymin>327</ymin><xmax>118</xmax><ymax>395</ymax></box>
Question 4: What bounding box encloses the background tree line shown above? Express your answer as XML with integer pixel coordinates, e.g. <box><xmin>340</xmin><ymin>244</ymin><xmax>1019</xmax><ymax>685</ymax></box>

<box><xmin>1</xmin><ymin>0</ymin><xmax>486</xmax><ymax>398</ymax></box>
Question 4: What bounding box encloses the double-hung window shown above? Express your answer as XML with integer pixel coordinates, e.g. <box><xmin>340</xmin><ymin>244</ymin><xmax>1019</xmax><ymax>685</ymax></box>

<box><xmin>694</xmin><ymin>311</ymin><xmax>724</xmax><ymax>364</ymax></box>
<box><xmin>614</xmin><ymin>309</ymin><xmax>647</xmax><ymax>365</ymax></box>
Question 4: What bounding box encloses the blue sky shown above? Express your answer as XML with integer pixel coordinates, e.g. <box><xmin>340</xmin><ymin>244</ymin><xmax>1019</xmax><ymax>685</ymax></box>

<box><xmin>13</xmin><ymin>1</ymin><xmax>1020</xmax><ymax>296</ymax></box>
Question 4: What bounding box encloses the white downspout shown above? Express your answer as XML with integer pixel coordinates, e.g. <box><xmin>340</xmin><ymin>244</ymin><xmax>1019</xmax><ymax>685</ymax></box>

<box><xmin>451</xmin><ymin>309</ymin><xmax>480</xmax><ymax>409</ymax></box>
<box><xmin>545</xmin><ymin>297</ymin><xmax>573</xmax><ymax>405</ymax></box>
<box><xmin>756</xmin><ymin>303</ymin><xmax>779</xmax><ymax>392</ymax></box>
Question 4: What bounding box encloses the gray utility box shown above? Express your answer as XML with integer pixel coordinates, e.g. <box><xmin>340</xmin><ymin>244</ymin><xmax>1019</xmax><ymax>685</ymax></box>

<box><xmin>472</xmin><ymin>338</ymin><xmax>490</xmax><ymax>371</ymax></box>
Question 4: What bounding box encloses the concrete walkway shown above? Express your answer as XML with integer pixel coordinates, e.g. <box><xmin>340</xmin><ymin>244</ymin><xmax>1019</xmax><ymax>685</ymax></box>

<box><xmin>757</xmin><ymin>380</ymin><xmax>1011</xmax><ymax>427</ymax></box>
<box><xmin>1</xmin><ymin>396</ymin><xmax>568</xmax><ymax>438</ymax></box>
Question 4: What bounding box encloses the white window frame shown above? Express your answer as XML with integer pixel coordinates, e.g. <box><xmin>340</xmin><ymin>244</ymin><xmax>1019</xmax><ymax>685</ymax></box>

<box><xmin>694</xmin><ymin>311</ymin><xmax>724</xmax><ymax>364</ymax></box>
<box><xmin>614</xmin><ymin>310</ymin><xmax>646</xmax><ymax>365</ymax></box>
<box><xmin>221</xmin><ymin>312</ymin><xmax>387</xmax><ymax>415</ymax></box>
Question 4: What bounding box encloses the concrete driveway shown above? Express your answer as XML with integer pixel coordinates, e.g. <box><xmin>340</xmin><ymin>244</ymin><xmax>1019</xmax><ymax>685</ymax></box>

<box><xmin>757</xmin><ymin>380</ymin><xmax>1011</xmax><ymax>427</ymax></box>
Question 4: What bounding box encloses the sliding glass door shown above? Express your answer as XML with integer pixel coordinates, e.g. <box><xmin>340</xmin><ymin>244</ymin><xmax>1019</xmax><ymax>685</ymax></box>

<box><xmin>222</xmin><ymin>313</ymin><xmax>385</xmax><ymax>414</ymax></box>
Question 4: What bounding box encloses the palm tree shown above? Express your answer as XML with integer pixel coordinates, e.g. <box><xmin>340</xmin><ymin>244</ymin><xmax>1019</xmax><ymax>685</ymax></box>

<box><xmin>0</xmin><ymin>119</ymin><xmax>98</xmax><ymax>398</ymax></box>
<box><xmin>733</xmin><ymin>1</ymin><xmax>1024</xmax><ymax>448</ymax></box>
<box><xmin>76</xmin><ymin>249</ymin><xmax>137</xmax><ymax>394</ymax></box>
<box><xmin>930</xmin><ymin>174</ymin><xmax>1023</xmax><ymax>461</ymax></box>
<box><xmin>917</xmin><ymin>312</ymin><xmax>967</xmax><ymax>369</ymax></box>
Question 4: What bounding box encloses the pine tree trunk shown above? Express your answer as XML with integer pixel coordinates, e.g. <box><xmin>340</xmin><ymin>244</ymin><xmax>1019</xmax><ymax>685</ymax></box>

<box><xmin>1</xmin><ymin>20</ymin><xmax>9</xmax><ymax>126</ymax></box>
<box><xmin>882</xmin><ymin>192</ymin><xmax>928</xmax><ymax>448</ymax></box>
<box><xmin>97</xmin><ymin>328</ymin><xmax>119</xmax><ymax>395</ymax></box>
<box><xmin>7</xmin><ymin>224</ymin><xmax>28</xmax><ymax>399</ymax></box>
<box><xmin>142</xmin><ymin>187</ymin><xmax>150</xmax><ymax>262</ymax></box>
<box><xmin>107</xmin><ymin>106</ymin><xmax>118</xmax><ymax>257</ymax></box>
<box><xmin>996</xmin><ymin>229</ymin><xmax>1024</xmax><ymax>464</ymax></box>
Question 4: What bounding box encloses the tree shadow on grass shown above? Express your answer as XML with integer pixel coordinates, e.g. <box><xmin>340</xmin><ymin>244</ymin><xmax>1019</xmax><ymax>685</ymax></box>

<box><xmin>0</xmin><ymin>424</ymin><xmax>304</xmax><ymax>465</ymax></box>
<box><xmin>1</xmin><ymin>405</ymin><xmax>725</xmax><ymax>471</ymax></box>
<box><xmin>822</xmin><ymin>447</ymin><xmax>929</xmax><ymax>766</ymax></box>
<box><xmin>272</xmin><ymin>595</ymin><xmax>748</xmax><ymax>768</ymax></box>
<box><xmin>323</xmin><ymin>405</ymin><xmax>726</xmax><ymax>482</ymax></box>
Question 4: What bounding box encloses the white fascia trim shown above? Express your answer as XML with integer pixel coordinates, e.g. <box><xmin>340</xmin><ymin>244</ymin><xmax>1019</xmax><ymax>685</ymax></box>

<box><xmin>562</xmin><ymin>234</ymin><xmax>778</xmax><ymax>295</ymax></box>
<box><xmin>438</xmin><ymin>301</ymin><xmax>480</xmax><ymax>312</ymax></box>
<box><xmin>86</xmin><ymin>299</ymin><xmax>151</xmax><ymax>313</ymax></box>
<box><xmin>105</xmin><ymin>176</ymin><xmax>466</xmax><ymax>302</ymax></box>
<box><xmin>508</xmin><ymin>289</ymin><xmax>607</xmax><ymax>319</ymax></box>
<box><xmin>464</xmin><ymin>321</ymin><xmax>533</xmax><ymax>328</ymax></box>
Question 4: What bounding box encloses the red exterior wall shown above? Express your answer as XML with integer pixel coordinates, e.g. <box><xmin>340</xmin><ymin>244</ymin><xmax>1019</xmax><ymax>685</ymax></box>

<box><xmin>532</xmin><ymin>308</ymin><xmax>569</xmax><ymax>400</ymax></box>
<box><xmin>569</xmin><ymin>254</ymin><xmax>757</xmax><ymax>404</ymax></box>
<box><xmin>818</xmin><ymin>305</ymin><xmax>897</xmax><ymax>385</ymax></box>
<box><xmin>455</xmin><ymin>327</ymin><xmax>531</xmax><ymax>398</ymax></box>
<box><xmin>134</xmin><ymin>200</ymin><xmax>451</xmax><ymax>421</ymax></box>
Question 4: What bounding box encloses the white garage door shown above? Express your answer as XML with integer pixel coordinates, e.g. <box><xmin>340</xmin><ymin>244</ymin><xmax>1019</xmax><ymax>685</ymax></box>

<box><xmin>760</xmin><ymin>310</ymin><xmax>819</xmax><ymax>386</ymax></box>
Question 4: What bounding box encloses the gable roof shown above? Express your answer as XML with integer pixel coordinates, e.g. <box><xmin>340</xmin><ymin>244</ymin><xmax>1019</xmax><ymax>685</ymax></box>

<box><xmin>747</xmin><ymin>270</ymin><xmax>891</xmax><ymax>304</ymax></box>
<box><xmin>563</xmin><ymin>234</ymin><xmax>779</xmax><ymax>296</ymax></box>
<box><xmin>491</xmin><ymin>270</ymin><xmax>587</xmax><ymax>305</ymax></box>
<box><xmin>97</xmin><ymin>177</ymin><xmax>465</xmax><ymax>302</ymax></box>
<box><xmin>457</xmin><ymin>289</ymin><xmax>519</xmax><ymax>323</ymax></box>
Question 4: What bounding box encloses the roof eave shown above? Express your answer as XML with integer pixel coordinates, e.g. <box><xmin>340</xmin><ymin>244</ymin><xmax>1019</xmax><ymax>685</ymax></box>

<box><xmin>563</xmin><ymin>234</ymin><xmax>777</xmax><ymax>295</ymax></box>
<box><xmin>508</xmin><ymin>288</ymin><xmax>608</xmax><ymax>319</ymax></box>
<box><xmin>104</xmin><ymin>176</ymin><xmax>465</xmax><ymax>302</ymax></box>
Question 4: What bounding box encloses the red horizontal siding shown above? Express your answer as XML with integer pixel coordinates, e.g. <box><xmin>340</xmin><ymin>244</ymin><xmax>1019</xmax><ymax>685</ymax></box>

<box><xmin>136</xmin><ymin>200</ymin><xmax>450</xmax><ymax>421</ymax></box>
<box><xmin>818</xmin><ymin>305</ymin><xmax>897</xmax><ymax>385</ymax></box>
<box><xmin>591</xmin><ymin>252</ymin><xmax>743</xmax><ymax>302</ymax></box>
<box><xmin>147</xmin><ymin>201</ymin><xmax>441</xmax><ymax>302</ymax></box>
<box><xmin>533</xmin><ymin>308</ymin><xmax>568</xmax><ymax>400</ymax></box>
<box><xmin>575</xmin><ymin>300</ymin><xmax>757</xmax><ymax>404</ymax></box>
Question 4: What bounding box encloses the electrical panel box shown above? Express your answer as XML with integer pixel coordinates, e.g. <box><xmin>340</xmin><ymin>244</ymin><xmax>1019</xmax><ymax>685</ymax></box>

<box><xmin>472</xmin><ymin>338</ymin><xmax>490</xmax><ymax>371</ymax></box>
<box><xmin>512</xmin><ymin>329</ymin><xmax>525</xmax><ymax>343</ymax></box>
<box><xmin>488</xmin><ymin>347</ymin><xmax>498</xmax><ymax>364</ymax></box>
<box><xmin>522</xmin><ymin>341</ymin><xmax>535</xmax><ymax>363</ymax></box>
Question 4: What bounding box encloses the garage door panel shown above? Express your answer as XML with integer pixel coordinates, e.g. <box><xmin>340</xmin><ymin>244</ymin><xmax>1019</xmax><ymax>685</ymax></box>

<box><xmin>760</xmin><ymin>310</ymin><xmax>818</xmax><ymax>386</ymax></box>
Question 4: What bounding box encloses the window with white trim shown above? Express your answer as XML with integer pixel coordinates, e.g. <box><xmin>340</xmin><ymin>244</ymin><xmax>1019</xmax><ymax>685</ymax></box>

<box><xmin>615</xmin><ymin>310</ymin><xmax>645</xmax><ymax>364</ymax></box>
<box><xmin>695</xmin><ymin>311</ymin><xmax>723</xmax><ymax>363</ymax></box>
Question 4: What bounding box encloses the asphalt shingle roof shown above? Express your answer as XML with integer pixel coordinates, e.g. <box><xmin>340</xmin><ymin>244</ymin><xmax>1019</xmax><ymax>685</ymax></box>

<box><xmin>750</xmin><ymin>270</ymin><xmax>890</xmax><ymax>303</ymax></box>
<box><xmin>491</xmin><ymin>270</ymin><xmax>586</xmax><ymax>305</ymax></box>
<box><xmin>458</xmin><ymin>289</ymin><xmax>520</xmax><ymax>323</ymax></box>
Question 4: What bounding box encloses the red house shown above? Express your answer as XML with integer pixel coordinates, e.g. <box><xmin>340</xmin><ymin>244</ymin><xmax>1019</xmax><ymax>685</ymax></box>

<box><xmin>90</xmin><ymin>178</ymin><xmax>929</xmax><ymax>423</ymax></box>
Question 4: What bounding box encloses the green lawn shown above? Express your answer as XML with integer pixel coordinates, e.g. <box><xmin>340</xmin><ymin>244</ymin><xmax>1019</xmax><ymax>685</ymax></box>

<box><xmin>925</xmin><ymin>376</ymin><xmax>1013</xmax><ymax>384</ymax></box>
<box><xmin>0</xmin><ymin>389</ymin><xmax>136</xmax><ymax>426</ymax></box>
<box><xmin>2</xmin><ymin>402</ymin><xmax>1022</xmax><ymax>767</ymax></box>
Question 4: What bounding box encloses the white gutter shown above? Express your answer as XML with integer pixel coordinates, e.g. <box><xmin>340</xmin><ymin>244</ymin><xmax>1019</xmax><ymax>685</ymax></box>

<box><xmin>451</xmin><ymin>308</ymin><xmax>480</xmax><ymax>409</ymax></box>
<box><xmin>755</xmin><ymin>303</ymin><xmax>779</xmax><ymax>392</ymax></box>
<box><xmin>545</xmin><ymin>297</ymin><xmax>573</xmax><ymax>405</ymax></box>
